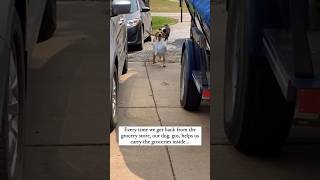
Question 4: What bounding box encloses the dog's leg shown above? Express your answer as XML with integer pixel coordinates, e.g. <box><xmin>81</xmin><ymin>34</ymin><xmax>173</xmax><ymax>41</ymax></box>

<box><xmin>162</xmin><ymin>55</ymin><xmax>166</xmax><ymax>67</ymax></box>
<box><xmin>152</xmin><ymin>54</ymin><xmax>156</xmax><ymax>64</ymax></box>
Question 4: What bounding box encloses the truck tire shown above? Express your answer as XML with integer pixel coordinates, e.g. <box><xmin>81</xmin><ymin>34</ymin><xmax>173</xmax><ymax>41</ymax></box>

<box><xmin>180</xmin><ymin>42</ymin><xmax>201</xmax><ymax>111</ymax></box>
<box><xmin>224</xmin><ymin>0</ymin><xmax>294</xmax><ymax>154</ymax></box>
<box><xmin>110</xmin><ymin>65</ymin><xmax>118</xmax><ymax>132</ymax></box>
<box><xmin>1</xmin><ymin>10</ymin><xmax>25</xmax><ymax>180</ymax></box>
<box><xmin>37</xmin><ymin>0</ymin><xmax>57</xmax><ymax>42</ymax></box>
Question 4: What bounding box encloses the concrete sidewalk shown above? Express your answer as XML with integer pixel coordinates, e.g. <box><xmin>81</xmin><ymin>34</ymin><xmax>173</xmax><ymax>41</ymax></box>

<box><xmin>110</xmin><ymin>62</ymin><xmax>210</xmax><ymax>180</ymax></box>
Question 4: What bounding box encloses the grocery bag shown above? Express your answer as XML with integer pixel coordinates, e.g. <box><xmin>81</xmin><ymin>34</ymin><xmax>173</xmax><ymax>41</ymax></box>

<box><xmin>153</xmin><ymin>40</ymin><xmax>167</xmax><ymax>56</ymax></box>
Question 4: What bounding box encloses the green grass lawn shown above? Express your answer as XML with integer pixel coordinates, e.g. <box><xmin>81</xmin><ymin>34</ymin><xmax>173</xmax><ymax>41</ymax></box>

<box><xmin>151</xmin><ymin>16</ymin><xmax>177</xmax><ymax>32</ymax></box>
<box><xmin>149</xmin><ymin>0</ymin><xmax>187</xmax><ymax>13</ymax></box>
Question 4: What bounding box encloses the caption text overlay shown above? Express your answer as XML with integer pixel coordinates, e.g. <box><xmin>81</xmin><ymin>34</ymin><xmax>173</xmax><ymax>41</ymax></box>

<box><xmin>118</xmin><ymin>126</ymin><xmax>202</xmax><ymax>146</ymax></box>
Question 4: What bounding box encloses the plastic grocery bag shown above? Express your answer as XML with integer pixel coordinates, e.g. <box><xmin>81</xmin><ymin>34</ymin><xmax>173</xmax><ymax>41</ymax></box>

<box><xmin>153</xmin><ymin>39</ymin><xmax>167</xmax><ymax>56</ymax></box>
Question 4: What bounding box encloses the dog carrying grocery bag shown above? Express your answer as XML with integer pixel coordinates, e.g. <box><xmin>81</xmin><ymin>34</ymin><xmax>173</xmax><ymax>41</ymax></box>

<box><xmin>153</xmin><ymin>39</ymin><xmax>167</xmax><ymax>56</ymax></box>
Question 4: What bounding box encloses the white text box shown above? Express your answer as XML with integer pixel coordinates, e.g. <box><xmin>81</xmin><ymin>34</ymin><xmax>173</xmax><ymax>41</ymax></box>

<box><xmin>118</xmin><ymin>126</ymin><xmax>202</xmax><ymax>146</ymax></box>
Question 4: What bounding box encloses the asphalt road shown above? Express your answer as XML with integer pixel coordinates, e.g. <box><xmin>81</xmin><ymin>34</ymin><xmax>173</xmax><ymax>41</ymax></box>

<box><xmin>24</xmin><ymin>2</ymin><xmax>108</xmax><ymax>179</ymax></box>
<box><xmin>212</xmin><ymin>2</ymin><xmax>320</xmax><ymax>180</ymax></box>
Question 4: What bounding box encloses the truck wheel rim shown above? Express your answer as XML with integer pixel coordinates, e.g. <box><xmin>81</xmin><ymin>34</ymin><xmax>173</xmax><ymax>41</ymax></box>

<box><xmin>112</xmin><ymin>75</ymin><xmax>117</xmax><ymax>121</ymax></box>
<box><xmin>7</xmin><ymin>49</ymin><xmax>19</xmax><ymax>178</ymax></box>
<box><xmin>180</xmin><ymin>51</ymin><xmax>187</xmax><ymax>101</ymax></box>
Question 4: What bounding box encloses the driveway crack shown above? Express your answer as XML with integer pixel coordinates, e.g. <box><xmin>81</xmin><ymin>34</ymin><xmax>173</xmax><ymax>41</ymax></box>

<box><xmin>144</xmin><ymin>61</ymin><xmax>177</xmax><ymax>180</ymax></box>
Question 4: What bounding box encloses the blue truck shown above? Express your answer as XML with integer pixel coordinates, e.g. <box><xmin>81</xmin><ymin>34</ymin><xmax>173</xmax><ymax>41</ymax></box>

<box><xmin>179</xmin><ymin>0</ymin><xmax>211</xmax><ymax>111</ymax></box>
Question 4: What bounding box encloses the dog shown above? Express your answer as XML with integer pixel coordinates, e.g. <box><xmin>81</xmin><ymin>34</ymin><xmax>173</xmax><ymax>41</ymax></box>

<box><xmin>161</xmin><ymin>24</ymin><xmax>171</xmax><ymax>41</ymax></box>
<box><xmin>146</xmin><ymin>25</ymin><xmax>170</xmax><ymax>67</ymax></box>
<box><xmin>147</xmin><ymin>24</ymin><xmax>170</xmax><ymax>41</ymax></box>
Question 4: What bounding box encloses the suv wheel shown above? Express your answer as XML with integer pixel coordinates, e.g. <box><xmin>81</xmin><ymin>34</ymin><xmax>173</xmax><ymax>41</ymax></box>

<box><xmin>1</xmin><ymin>10</ymin><xmax>25</xmax><ymax>180</ymax></box>
<box><xmin>110</xmin><ymin>66</ymin><xmax>118</xmax><ymax>132</ymax></box>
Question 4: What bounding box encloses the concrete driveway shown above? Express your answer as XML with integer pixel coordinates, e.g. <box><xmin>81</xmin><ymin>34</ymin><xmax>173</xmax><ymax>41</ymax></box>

<box><xmin>212</xmin><ymin>2</ymin><xmax>320</xmax><ymax>180</ymax></box>
<box><xmin>110</xmin><ymin>13</ymin><xmax>210</xmax><ymax>180</ymax></box>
